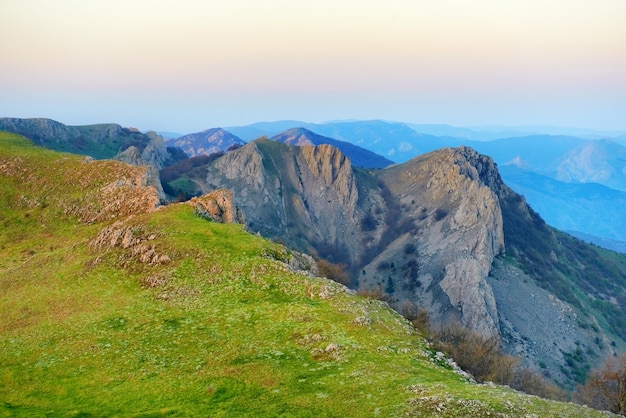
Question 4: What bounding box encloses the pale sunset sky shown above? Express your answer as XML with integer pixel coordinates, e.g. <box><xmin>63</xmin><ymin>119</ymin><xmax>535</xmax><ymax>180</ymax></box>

<box><xmin>1</xmin><ymin>0</ymin><xmax>625</xmax><ymax>133</ymax></box>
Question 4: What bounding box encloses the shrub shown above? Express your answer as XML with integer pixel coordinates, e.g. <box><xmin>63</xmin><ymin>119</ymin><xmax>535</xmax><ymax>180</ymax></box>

<box><xmin>356</xmin><ymin>286</ymin><xmax>389</xmax><ymax>301</ymax></box>
<box><xmin>317</xmin><ymin>259</ymin><xmax>351</xmax><ymax>286</ymax></box>
<box><xmin>575</xmin><ymin>354</ymin><xmax>626</xmax><ymax>415</ymax></box>
<box><xmin>432</xmin><ymin>322</ymin><xmax>564</xmax><ymax>400</ymax></box>
<box><xmin>361</xmin><ymin>212</ymin><xmax>378</xmax><ymax>231</ymax></box>
<box><xmin>434</xmin><ymin>208</ymin><xmax>448</xmax><ymax>221</ymax></box>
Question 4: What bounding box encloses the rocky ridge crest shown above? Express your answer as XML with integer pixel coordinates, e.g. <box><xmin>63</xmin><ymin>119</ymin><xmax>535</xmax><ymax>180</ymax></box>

<box><xmin>192</xmin><ymin>140</ymin><xmax>623</xmax><ymax>386</ymax></box>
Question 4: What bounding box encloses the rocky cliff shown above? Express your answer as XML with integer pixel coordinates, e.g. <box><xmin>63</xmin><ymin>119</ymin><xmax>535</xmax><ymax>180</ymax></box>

<box><xmin>194</xmin><ymin>139</ymin><xmax>626</xmax><ymax>388</ymax></box>
<box><xmin>366</xmin><ymin>147</ymin><xmax>506</xmax><ymax>339</ymax></box>
<box><xmin>186</xmin><ymin>189</ymin><xmax>245</xmax><ymax>224</ymax></box>
<box><xmin>203</xmin><ymin>139</ymin><xmax>366</xmax><ymax>266</ymax></box>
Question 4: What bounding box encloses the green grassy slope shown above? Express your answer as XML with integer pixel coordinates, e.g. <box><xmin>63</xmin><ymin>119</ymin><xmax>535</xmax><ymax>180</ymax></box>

<box><xmin>0</xmin><ymin>132</ymin><xmax>610</xmax><ymax>416</ymax></box>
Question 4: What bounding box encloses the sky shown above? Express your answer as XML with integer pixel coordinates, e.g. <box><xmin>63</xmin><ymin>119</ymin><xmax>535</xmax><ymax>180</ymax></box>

<box><xmin>1</xmin><ymin>0</ymin><xmax>625</xmax><ymax>133</ymax></box>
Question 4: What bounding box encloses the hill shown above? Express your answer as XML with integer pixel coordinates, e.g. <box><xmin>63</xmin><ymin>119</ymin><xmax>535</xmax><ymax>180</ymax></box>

<box><xmin>0</xmin><ymin>117</ymin><xmax>185</xmax><ymax>169</ymax></box>
<box><xmin>166</xmin><ymin>127</ymin><xmax>245</xmax><ymax>158</ymax></box>
<box><xmin>2</xmin><ymin>132</ymin><xmax>616</xmax><ymax>416</ymax></box>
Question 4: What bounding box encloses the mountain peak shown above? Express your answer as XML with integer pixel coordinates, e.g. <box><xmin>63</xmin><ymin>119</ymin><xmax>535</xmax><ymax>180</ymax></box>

<box><xmin>169</xmin><ymin>128</ymin><xmax>245</xmax><ymax>158</ymax></box>
<box><xmin>270</xmin><ymin>127</ymin><xmax>394</xmax><ymax>169</ymax></box>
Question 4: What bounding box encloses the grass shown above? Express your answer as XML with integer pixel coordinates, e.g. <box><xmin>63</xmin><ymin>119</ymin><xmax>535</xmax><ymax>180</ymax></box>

<box><xmin>0</xmin><ymin>132</ymin><xmax>612</xmax><ymax>416</ymax></box>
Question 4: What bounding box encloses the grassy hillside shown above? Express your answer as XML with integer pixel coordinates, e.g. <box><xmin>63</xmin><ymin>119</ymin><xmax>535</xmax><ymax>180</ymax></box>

<box><xmin>0</xmin><ymin>132</ymin><xmax>612</xmax><ymax>416</ymax></box>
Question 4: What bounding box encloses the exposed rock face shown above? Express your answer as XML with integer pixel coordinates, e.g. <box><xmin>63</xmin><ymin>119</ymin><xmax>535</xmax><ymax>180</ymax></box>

<box><xmin>114</xmin><ymin>132</ymin><xmax>172</xmax><ymax>170</ymax></box>
<box><xmin>365</xmin><ymin>147</ymin><xmax>505</xmax><ymax>339</ymax></box>
<box><xmin>199</xmin><ymin>141</ymin><xmax>504</xmax><ymax>336</ymax></box>
<box><xmin>203</xmin><ymin>139</ymin><xmax>365</xmax><ymax>266</ymax></box>
<box><xmin>71</xmin><ymin>162</ymin><xmax>163</xmax><ymax>223</ymax></box>
<box><xmin>186</xmin><ymin>189</ymin><xmax>244</xmax><ymax>224</ymax></box>
<box><xmin>299</xmin><ymin>144</ymin><xmax>358</xmax><ymax>210</ymax></box>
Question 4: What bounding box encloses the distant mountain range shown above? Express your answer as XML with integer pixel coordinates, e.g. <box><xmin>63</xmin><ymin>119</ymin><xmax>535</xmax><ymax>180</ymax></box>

<box><xmin>165</xmin><ymin>128</ymin><xmax>245</xmax><ymax>158</ymax></box>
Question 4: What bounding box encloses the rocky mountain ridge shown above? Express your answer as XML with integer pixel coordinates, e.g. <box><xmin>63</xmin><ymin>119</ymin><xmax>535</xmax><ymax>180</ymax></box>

<box><xmin>0</xmin><ymin>117</ymin><xmax>184</xmax><ymax>170</ymax></box>
<box><xmin>226</xmin><ymin>120</ymin><xmax>626</xmax><ymax>251</ymax></box>
<box><xmin>193</xmin><ymin>138</ymin><xmax>626</xmax><ymax>388</ymax></box>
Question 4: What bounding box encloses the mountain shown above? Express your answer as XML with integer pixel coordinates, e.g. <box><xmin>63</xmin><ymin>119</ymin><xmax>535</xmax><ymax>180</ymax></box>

<box><xmin>227</xmin><ymin>120</ymin><xmax>468</xmax><ymax>162</ymax></box>
<box><xmin>499</xmin><ymin>165</ymin><xmax>626</xmax><ymax>244</ymax></box>
<box><xmin>0</xmin><ymin>117</ymin><xmax>184</xmax><ymax>169</ymax></box>
<box><xmin>184</xmin><ymin>138</ymin><xmax>626</xmax><ymax>389</ymax></box>
<box><xmin>467</xmin><ymin>135</ymin><xmax>588</xmax><ymax>172</ymax></box>
<box><xmin>3</xmin><ymin>131</ymin><xmax>611</xmax><ymax>416</ymax></box>
<box><xmin>225</xmin><ymin>120</ymin><xmax>308</xmax><ymax>141</ymax></box>
<box><xmin>306</xmin><ymin>120</ymin><xmax>466</xmax><ymax>162</ymax></box>
<box><xmin>157</xmin><ymin>131</ymin><xmax>185</xmax><ymax>139</ymax></box>
<box><xmin>554</xmin><ymin>139</ymin><xmax>626</xmax><ymax>192</ymax></box>
<box><xmin>270</xmin><ymin>128</ymin><xmax>394</xmax><ymax>169</ymax></box>
<box><xmin>567</xmin><ymin>230</ymin><xmax>626</xmax><ymax>254</ymax></box>
<box><xmin>166</xmin><ymin>127</ymin><xmax>245</xmax><ymax>157</ymax></box>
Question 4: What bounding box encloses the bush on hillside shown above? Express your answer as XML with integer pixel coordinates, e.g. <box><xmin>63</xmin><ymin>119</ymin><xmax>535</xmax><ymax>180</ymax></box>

<box><xmin>430</xmin><ymin>321</ymin><xmax>565</xmax><ymax>401</ymax></box>
<box><xmin>316</xmin><ymin>259</ymin><xmax>351</xmax><ymax>286</ymax></box>
<box><xmin>575</xmin><ymin>354</ymin><xmax>626</xmax><ymax>415</ymax></box>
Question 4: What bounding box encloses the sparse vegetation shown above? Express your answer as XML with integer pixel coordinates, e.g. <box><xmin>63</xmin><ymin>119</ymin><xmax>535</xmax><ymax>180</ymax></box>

<box><xmin>316</xmin><ymin>258</ymin><xmax>350</xmax><ymax>285</ymax></box>
<box><xmin>432</xmin><ymin>322</ymin><xmax>565</xmax><ymax>401</ymax></box>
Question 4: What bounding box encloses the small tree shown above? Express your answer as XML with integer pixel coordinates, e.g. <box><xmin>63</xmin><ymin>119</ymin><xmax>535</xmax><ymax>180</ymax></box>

<box><xmin>576</xmin><ymin>354</ymin><xmax>626</xmax><ymax>415</ymax></box>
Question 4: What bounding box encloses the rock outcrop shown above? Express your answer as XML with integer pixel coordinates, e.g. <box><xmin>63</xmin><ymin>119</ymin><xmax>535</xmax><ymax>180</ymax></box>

<box><xmin>186</xmin><ymin>189</ymin><xmax>244</xmax><ymax>224</ymax></box>
<box><xmin>115</xmin><ymin>132</ymin><xmax>172</xmax><ymax>170</ymax></box>
<box><xmin>360</xmin><ymin>147</ymin><xmax>506</xmax><ymax>339</ymax></box>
